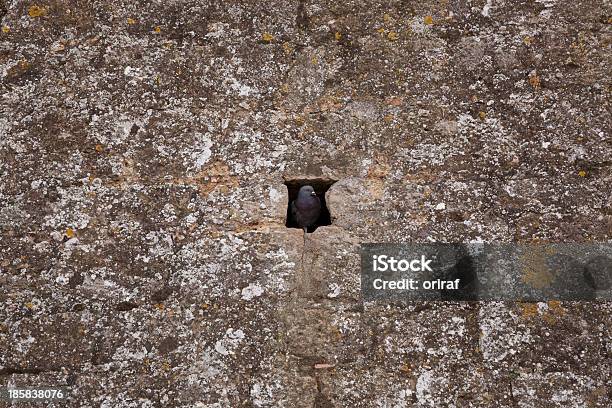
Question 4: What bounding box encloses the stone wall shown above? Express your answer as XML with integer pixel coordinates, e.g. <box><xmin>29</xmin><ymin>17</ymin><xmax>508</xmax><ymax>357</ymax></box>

<box><xmin>1</xmin><ymin>0</ymin><xmax>610</xmax><ymax>406</ymax></box>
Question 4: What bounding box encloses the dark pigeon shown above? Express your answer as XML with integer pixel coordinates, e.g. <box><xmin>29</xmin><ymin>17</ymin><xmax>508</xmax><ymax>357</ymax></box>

<box><xmin>291</xmin><ymin>185</ymin><xmax>321</xmax><ymax>232</ymax></box>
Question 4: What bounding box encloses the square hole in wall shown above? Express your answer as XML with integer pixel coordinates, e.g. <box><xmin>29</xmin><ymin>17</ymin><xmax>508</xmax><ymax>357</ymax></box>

<box><xmin>284</xmin><ymin>177</ymin><xmax>337</xmax><ymax>233</ymax></box>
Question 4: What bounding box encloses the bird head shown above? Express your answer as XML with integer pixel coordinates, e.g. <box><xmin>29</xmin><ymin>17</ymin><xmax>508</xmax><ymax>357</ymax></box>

<box><xmin>298</xmin><ymin>185</ymin><xmax>317</xmax><ymax>198</ymax></box>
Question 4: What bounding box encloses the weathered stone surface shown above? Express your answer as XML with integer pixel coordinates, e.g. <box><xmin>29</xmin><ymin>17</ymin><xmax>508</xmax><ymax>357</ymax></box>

<box><xmin>1</xmin><ymin>0</ymin><xmax>610</xmax><ymax>406</ymax></box>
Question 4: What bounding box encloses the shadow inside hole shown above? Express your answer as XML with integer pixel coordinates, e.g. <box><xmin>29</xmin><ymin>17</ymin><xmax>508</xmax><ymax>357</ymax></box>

<box><xmin>284</xmin><ymin>177</ymin><xmax>337</xmax><ymax>233</ymax></box>
<box><xmin>440</xmin><ymin>252</ymin><xmax>479</xmax><ymax>301</ymax></box>
<box><xmin>583</xmin><ymin>255</ymin><xmax>612</xmax><ymax>291</ymax></box>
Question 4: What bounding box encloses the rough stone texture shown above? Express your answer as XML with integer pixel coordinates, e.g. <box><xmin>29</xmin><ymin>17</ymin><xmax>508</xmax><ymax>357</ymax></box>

<box><xmin>0</xmin><ymin>0</ymin><xmax>610</xmax><ymax>407</ymax></box>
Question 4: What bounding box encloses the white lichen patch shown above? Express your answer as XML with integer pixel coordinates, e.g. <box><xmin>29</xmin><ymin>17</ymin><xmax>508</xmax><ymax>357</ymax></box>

<box><xmin>185</xmin><ymin>132</ymin><xmax>213</xmax><ymax>172</ymax></box>
<box><xmin>214</xmin><ymin>328</ymin><xmax>246</xmax><ymax>356</ymax></box>
<box><xmin>479</xmin><ymin>302</ymin><xmax>533</xmax><ymax>363</ymax></box>
<box><xmin>241</xmin><ymin>283</ymin><xmax>264</xmax><ymax>300</ymax></box>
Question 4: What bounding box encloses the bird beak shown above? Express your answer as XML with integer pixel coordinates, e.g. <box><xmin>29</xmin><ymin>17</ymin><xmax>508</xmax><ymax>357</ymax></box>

<box><xmin>311</xmin><ymin>191</ymin><xmax>317</xmax><ymax>196</ymax></box>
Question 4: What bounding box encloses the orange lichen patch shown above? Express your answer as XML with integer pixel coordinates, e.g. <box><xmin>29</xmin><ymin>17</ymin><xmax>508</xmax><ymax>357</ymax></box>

<box><xmin>518</xmin><ymin>302</ymin><xmax>538</xmax><ymax>318</ymax></box>
<box><xmin>334</xmin><ymin>32</ymin><xmax>342</xmax><ymax>41</ymax></box>
<box><xmin>127</xmin><ymin>17</ymin><xmax>136</xmax><ymax>25</ymax></box>
<box><xmin>367</xmin><ymin>177</ymin><xmax>386</xmax><ymax>200</ymax></box>
<box><xmin>335</xmin><ymin>327</ymin><xmax>343</xmax><ymax>340</ymax></box>
<box><xmin>424</xmin><ymin>15</ymin><xmax>434</xmax><ymax>25</ymax></box>
<box><xmin>529</xmin><ymin>72</ymin><xmax>541</xmax><ymax>89</ymax></box>
<box><xmin>28</xmin><ymin>5</ymin><xmax>47</xmax><ymax>18</ymax></box>
<box><xmin>279</xmin><ymin>83</ymin><xmax>289</xmax><ymax>94</ymax></box>
<box><xmin>367</xmin><ymin>160</ymin><xmax>391</xmax><ymax>179</ymax></box>
<box><xmin>387</xmin><ymin>31</ymin><xmax>399</xmax><ymax>41</ymax></box>
<box><xmin>547</xmin><ymin>300</ymin><xmax>565</xmax><ymax>315</ymax></box>
<box><xmin>262</xmin><ymin>32</ymin><xmax>274</xmax><ymax>42</ymax></box>
<box><xmin>6</xmin><ymin>59</ymin><xmax>31</xmax><ymax>81</ymax></box>
<box><xmin>542</xmin><ymin>300</ymin><xmax>565</xmax><ymax>324</ymax></box>
<box><xmin>316</xmin><ymin>95</ymin><xmax>343</xmax><ymax>112</ymax></box>
<box><xmin>404</xmin><ymin>169</ymin><xmax>437</xmax><ymax>183</ymax></box>
<box><xmin>51</xmin><ymin>43</ymin><xmax>65</xmax><ymax>52</ymax></box>
<box><xmin>294</xmin><ymin>115</ymin><xmax>305</xmax><ymax>126</ymax></box>
<box><xmin>520</xmin><ymin>247</ymin><xmax>554</xmax><ymax>289</ymax></box>
<box><xmin>206</xmin><ymin>161</ymin><xmax>231</xmax><ymax>178</ymax></box>
<box><xmin>578</xmin><ymin>170</ymin><xmax>587</xmax><ymax>177</ymax></box>
<box><xmin>1</xmin><ymin>26</ymin><xmax>9</xmax><ymax>33</ymax></box>
<box><xmin>386</xmin><ymin>96</ymin><xmax>403</xmax><ymax>106</ymax></box>
<box><xmin>65</xmin><ymin>228</ymin><xmax>75</xmax><ymax>238</ymax></box>
<box><xmin>399</xmin><ymin>363</ymin><xmax>411</xmax><ymax>374</ymax></box>
<box><xmin>282</xmin><ymin>42</ymin><xmax>293</xmax><ymax>55</ymax></box>
<box><xmin>154</xmin><ymin>26</ymin><xmax>161</xmax><ymax>33</ymax></box>
<box><xmin>95</xmin><ymin>144</ymin><xmax>104</xmax><ymax>152</ymax></box>
<box><xmin>367</xmin><ymin>160</ymin><xmax>391</xmax><ymax>200</ymax></box>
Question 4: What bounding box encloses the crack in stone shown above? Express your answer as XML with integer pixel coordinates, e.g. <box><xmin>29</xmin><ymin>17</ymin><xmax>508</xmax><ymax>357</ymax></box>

<box><xmin>296</xmin><ymin>0</ymin><xmax>308</xmax><ymax>30</ymax></box>
<box><xmin>0</xmin><ymin>2</ymin><xmax>7</xmax><ymax>22</ymax></box>
<box><xmin>0</xmin><ymin>366</ymin><xmax>62</xmax><ymax>376</ymax></box>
